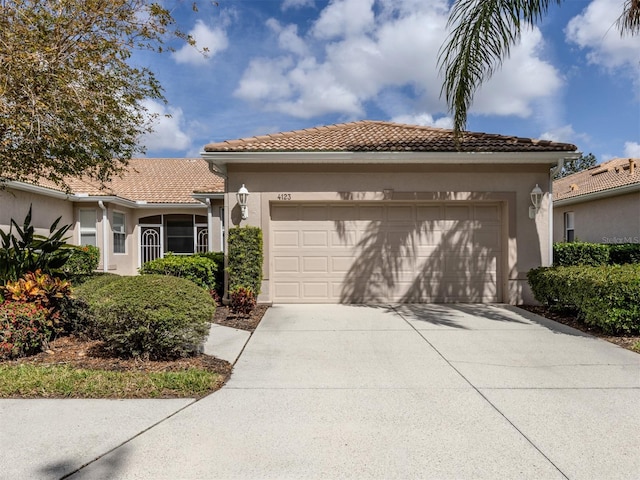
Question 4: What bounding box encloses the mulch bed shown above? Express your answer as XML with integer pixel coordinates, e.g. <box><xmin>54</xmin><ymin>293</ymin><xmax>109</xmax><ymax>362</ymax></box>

<box><xmin>519</xmin><ymin>305</ymin><xmax>640</xmax><ymax>353</ymax></box>
<box><xmin>4</xmin><ymin>305</ymin><xmax>270</xmax><ymax>374</ymax></box>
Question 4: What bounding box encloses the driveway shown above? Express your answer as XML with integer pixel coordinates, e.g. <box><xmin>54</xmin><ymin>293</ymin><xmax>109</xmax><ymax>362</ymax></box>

<box><xmin>6</xmin><ymin>304</ymin><xmax>640</xmax><ymax>479</ymax></box>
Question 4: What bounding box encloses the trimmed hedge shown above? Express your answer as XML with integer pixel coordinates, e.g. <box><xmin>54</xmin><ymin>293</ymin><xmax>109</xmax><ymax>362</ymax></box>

<box><xmin>77</xmin><ymin>275</ymin><xmax>214</xmax><ymax>360</ymax></box>
<box><xmin>553</xmin><ymin>242</ymin><xmax>609</xmax><ymax>266</ymax></box>
<box><xmin>553</xmin><ymin>242</ymin><xmax>640</xmax><ymax>266</ymax></box>
<box><xmin>227</xmin><ymin>226</ymin><xmax>263</xmax><ymax>295</ymax></box>
<box><xmin>609</xmin><ymin>243</ymin><xmax>640</xmax><ymax>265</ymax></box>
<box><xmin>194</xmin><ymin>251</ymin><xmax>225</xmax><ymax>292</ymax></box>
<box><xmin>139</xmin><ymin>253</ymin><xmax>220</xmax><ymax>290</ymax></box>
<box><xmin>528</xmin><ymin>264</ymin><xmax>640</xmax><ymax>334</ymax></box>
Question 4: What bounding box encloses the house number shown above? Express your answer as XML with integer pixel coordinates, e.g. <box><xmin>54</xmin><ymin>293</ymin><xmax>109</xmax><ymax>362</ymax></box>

<box><xmin>277</xmin><ymin>193</ymin><xmax>292</xmax><ymax>200</ymax></box>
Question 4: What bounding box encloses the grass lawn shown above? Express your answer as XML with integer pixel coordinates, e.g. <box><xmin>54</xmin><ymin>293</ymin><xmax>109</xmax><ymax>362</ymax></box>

<box><xmin>0</xmin><ymin>305</ymin><xmax>268</xmax><ymax>399</ymax></box>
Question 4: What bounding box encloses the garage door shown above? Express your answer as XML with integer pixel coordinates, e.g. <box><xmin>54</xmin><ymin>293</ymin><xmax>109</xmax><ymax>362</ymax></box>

<box><xmin>271</xmin><ymin>203</ymin><xmax>502</xmax><ymax>303</ymax></box>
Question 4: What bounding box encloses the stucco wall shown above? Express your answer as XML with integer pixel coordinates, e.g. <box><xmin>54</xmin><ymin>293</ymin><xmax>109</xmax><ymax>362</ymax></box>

<box><xmin>225</xmin><ymin>163</ymin><xmax>552</xmax><ymax>304</ymax></box>
<box><xmin>553</xmin><ymin>191</ymin><xmax>640</xmax><ymax>244</ymax></box>
<box><xmin>1</xmin><ymin>188</ymin><xmax>75</xmax><ymax>241</ymax></box>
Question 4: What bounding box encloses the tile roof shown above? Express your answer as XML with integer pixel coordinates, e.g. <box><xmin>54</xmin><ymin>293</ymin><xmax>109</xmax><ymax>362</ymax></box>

<box><xmin>204</xmin><ymin>120</ymin><xmax>577</xmax><ymax>153</ymax></box>
<box><xmin>31</xmin><ymin>158</ymin><xmax>224</xmax><ymax>204</ymax></box>
<box><xmin>554</xmin><ymin>158</ymin><xmax>640</xmax><ymax>201</ymax></box>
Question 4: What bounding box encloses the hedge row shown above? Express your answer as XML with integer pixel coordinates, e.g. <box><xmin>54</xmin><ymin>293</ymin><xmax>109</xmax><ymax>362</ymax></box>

<box><xmin>139</xmin><ymin>253</ymin><xmax>221</xmax><ymax>291</ymax></box>
<box><xmin>528</xmin><ymin>264</ymin><xmax>640</xmax><ymax>334</ymax></box>
<box><xmin>553</xmin><ymin>242</ymin><xmax>640</xmax><ymax>266</ymax></box>
<box><xmin>227</xmin><ymin>226</ymin><xmax>263</xmax><ymax>294</ymax></box>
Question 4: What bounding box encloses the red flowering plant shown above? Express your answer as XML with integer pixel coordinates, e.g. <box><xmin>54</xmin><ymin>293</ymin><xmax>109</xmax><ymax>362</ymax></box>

<box><xmin>0</xmin><ymin>301</ymin><xmax>53</xmax><ymax>359</ymax></box>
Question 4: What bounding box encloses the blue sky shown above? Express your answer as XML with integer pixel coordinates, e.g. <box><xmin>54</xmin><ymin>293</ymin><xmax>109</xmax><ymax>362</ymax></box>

<box><xmin>136</xmin><ymin>0</ymin><xmax>640</xmax><ymax>163</ymax></box>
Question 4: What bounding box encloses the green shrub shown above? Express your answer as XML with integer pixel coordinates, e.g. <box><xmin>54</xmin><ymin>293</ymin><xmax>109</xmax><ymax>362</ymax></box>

<box><xmin>139</xmin><ymin>253</ymin><xmax>219</xmax><ymax>290</ymax></box>
<box><xmin>71</xmin><ymin>274</ymin><xmax>123</xmax><ymax>336</ymax></box>
<box><xmin>63</xmin><ymin>245</ymin><xmax>100</xmax><ymax>276</ymax></box>
<box><xmin>553</xmin><ymin>242</ymin><xmax>609</xmax><ymax>266</ymax></box>
<box><xmin>608</xmin><ymin>243</ymin><xmax>640</xmax><ymax>265</ymax></box>
<box><xmin>528</xmin><ymin>264</ymin><xmax>640</xmax><ymax>334</ymax></box>
<box><xmin>83</xmin><ymin>275</ymin><xmax>214</xmax><ymax>360</ymax></box>
<box><xmin>227</xmin><ymin>226</ymin><xmax>263</xmax><ymax>295</ymax></box>
<box><xmin>0</xmin><ymin>205</ymin><xmax>73</xmax><ymax>284</ymax></box>
<box><xmin>194</xmin><ymin>251</ymin><xmax>225</xmax><ymax>291</ymax></box>
<box><xmin>0</xmin><ymin>302</ymin><xmax>54</xmax><ymax>359</ymax></box>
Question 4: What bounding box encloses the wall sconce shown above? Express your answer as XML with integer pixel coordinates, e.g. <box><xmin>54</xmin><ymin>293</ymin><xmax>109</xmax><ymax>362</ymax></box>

<box><xmin>237</xmin><ymin>184</ymin><xmax>249</xmax><ymax>220</ymax></box>
<box><xmin>529</xmin><ymin>184</ymin><xmax>543</xmax><ymax>219</ymax></box>
<box><xmin>383</xmin><ymin>188</ymin><xmax>394</xmax><ymax>200</ymax></box>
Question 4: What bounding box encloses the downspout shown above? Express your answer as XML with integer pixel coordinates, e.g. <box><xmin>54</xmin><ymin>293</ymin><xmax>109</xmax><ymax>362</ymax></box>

<box><xmin>548</xmin><ymin>159</ymin><xmax>564</xmax><ymax>266</ymax></box>
<box><xmin>205</xmin><ymin>198</ymin><xmax>213</xmax><ymax>252</ymax></box>
<box><xmin>98</xmin><ymin>201</ymin><xmax>108</xmax><ymax>273</ymax></box>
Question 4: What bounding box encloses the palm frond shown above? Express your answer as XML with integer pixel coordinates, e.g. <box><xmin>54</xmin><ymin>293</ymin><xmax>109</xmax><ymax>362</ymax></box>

<box><xmin>438</xmin><ymin>0</ymin><xmax>561</xmax><ymax>136</ymax></box>
<box><xmin>618</xmin><ymin>0</ymin><xmax>640</xmax><ymax>34</ymax></box>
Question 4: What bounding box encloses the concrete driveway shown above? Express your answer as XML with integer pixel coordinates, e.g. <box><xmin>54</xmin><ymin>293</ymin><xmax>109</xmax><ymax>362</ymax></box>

<box><xmin>4</xmin><ymin>304</ymin><xmax>640</xmax><ymax>479</ymax></box>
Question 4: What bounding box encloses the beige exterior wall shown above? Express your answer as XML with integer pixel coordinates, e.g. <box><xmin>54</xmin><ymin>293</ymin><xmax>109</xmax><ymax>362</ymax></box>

<box><xmin>225</xmin><ymin>163</ymin><xmax>552</xmax><ymax>305</ymax></box>
<box><xmin>1</xmin><ymin>188</ymin><xmax>223</xmax><ymax>277</ymax></box>
<box><xmin>553</xmin><ymin>190</ymin><xmax>640</xmax><ymax>244</ymax></box>
<box><xmin>1</xmin><ymin>187</ymin><xmax>75</xmax><ymax>241</ymax></box>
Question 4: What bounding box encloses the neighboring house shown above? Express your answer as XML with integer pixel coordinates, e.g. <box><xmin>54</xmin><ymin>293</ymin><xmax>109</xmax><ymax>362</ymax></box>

<box><xmin>1</xmin><ymin>159</ymin><xmax>225</xmax><ymax>275</ymax></box>
<box><xmin>553</xmin><ymin>158</ymin><xmax>640</xmax><ymax>244</ymax></box>
<box><xmin>202</xmin><ymin>120</ymin><xmax>578</xmax><ymax>304</ymax></box>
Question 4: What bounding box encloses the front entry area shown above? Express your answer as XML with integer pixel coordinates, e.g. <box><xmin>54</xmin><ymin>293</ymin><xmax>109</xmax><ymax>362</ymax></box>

<box><xmin>270</xmin><ymin>202</ymin><xmax>503</xmax><ymax>303</ymax></box>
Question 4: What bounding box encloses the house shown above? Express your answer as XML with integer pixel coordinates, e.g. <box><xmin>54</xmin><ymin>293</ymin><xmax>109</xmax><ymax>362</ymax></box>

<box><xmin>202</xmin><ymin>120</ymin><xmax>578</xmax><ymax>304</ymax></box>
<box><xmin>1</xmin><ymin>158</ymin><xmax>225</xmax><ymax>275</ymax></box>
<box><xmin>553</xmin><ymin>158</ymin><xmax>640</xmax><ymax>244</ymax></box>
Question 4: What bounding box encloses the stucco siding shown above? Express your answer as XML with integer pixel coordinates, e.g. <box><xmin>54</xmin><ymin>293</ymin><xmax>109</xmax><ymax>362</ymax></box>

<box><xmin>225</xmin><ymin>163</ymin><xmax>551</xmax><ymax>305</ymax></box>
<box><xmin>1</xmin><ymin>188</ymin><xmax>75</xmax><ymax>241</ymax></box>
<box><xmin>553</xmin><ymin>191</ymin><xmax>640</xmax><ymax>244</ymax></box>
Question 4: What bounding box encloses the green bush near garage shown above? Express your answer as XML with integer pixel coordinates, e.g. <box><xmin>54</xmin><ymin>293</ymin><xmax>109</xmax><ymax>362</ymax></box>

<box><xmin>227</xmin><ymin>226</ymin><xmax>263</xmax><ymax>295</ymax></box>
<box><xmin>139</xmin><ymin>253</ymin><xmax>220</xmax><ymax>290</ymax></box>
<box><xmin>608</xmin><ymin>243</ymin><xmax>640</xmax><ymax>265</ymax></box>
<box><xmin>75</xmin><ymin>274</ymin><xmax>214</xmax><ymax>359</ymax></box>
<box><xmin>528</xmin><ymin>264</ymin><xmax>640</xmax><ymax>334</ymax></box>
<box><xmin>553</xmin><ymin>242</ymin><xmax>640</xmax><ymax>266</ymax></box>
<box><xmin>552</xmin><ymin>242</ymin><xmax>610</xmax><ymax>266</ymax></box>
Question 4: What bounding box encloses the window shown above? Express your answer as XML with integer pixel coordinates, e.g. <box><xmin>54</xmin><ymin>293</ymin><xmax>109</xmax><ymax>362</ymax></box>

<box><xmin>113</xmin><ymin>212</ymin><xmax>126</xmax><ymax>254</ymax></box>
<box><xmin>564</xmin><ymin>212</ymin><xmax>575</xmax><ymax>242</ymax></box>
<box><xmin>79</xmin><ymin>209</ymin><xmax>97</xmax><ymax>246</ymax></box>
<box><xmin>166</xmin><ymin>214</ymin><xmax>194</xmax><ymax>254</ymax></box>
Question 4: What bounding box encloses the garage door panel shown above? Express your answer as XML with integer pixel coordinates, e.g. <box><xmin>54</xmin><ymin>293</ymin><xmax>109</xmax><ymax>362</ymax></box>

<box><xmin>273</xmin><ymin>282</ymin><xmax>300</xmax><ymax>299</ymax></box>
<box><xmin>387</xmin><ymin>205</ymin><xmax>413</xmax><ymax>221</ymax></box>
<box><xmin>302</xmin><ymin>257</ymin><xmax>329</xmax><ymax>273</ymax></box>
<box><xmin>359</xmin><ymin>206</ymin><xmax>385</xmax><ymax>220</ymax></box>
<box><xmin>271</xmin><ymin>202</ymin><xmax>501</xmax><ymax>303</ymax></box>
<box><xmin>273</xmin><ymin>230</ymin><xmax>299</xmax><ymax>247</ymax></box>
<box><xmin>475</xmin><ymin>205</ymin><xmax>501</xmax><ymax>222</ymax></box>
<box><xmin>274</xmin><ymin>256</ymin><xmax>299</xmax><ymax>273</ymax></box>
<box><xmin>271</xmin><ymin>205</ymin><xmax>299</xmax><ymax>221</ymax></box>
<box><xmin>302</xmin><ymin>230</ymin><xmax>329</xmax><ymax>247</ymax></box>
<box><xmin>301</xmin><ymin>205</ymin><xmax>328</xmax><ymax>221</ymax></box>
<box><xmin>331</xmin><ymin>230</ymin><xmax>357</xmax><ymax>247</ymax></box>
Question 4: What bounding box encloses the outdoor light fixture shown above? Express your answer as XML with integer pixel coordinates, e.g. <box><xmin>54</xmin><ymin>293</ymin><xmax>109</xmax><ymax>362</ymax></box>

<box><xmin>529</xmin><ymin>184</ymin><xmax>543</xmax><ymax>219</ymax></box>
<box><xmin>237</xmin><ymin>184</ymin><xmax>249</xmax><ymax>220</ymax></box>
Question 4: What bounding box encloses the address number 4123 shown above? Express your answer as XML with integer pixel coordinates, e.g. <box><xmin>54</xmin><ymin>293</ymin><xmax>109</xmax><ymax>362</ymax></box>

<box><xmin>277</xmin><ymin>193</ymin><xmax>292</xmax><ymax>200</ymax></box>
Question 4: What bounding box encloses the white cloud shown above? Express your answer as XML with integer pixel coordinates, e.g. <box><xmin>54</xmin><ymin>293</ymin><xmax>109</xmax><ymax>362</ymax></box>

<box><xmin>267</xmin><ymin>19</ymin><xmax>309</xmax><ymax>56</ymax></box>
<box><xmin>235</xmin><ymin>0</ymin><xmax>562</xmax><ymax>123</ymax></box>
<box><xmin>624</xmin><ymin>141</ymin><xmax>640</xmax><ymax>157</ymax></box>
<box><xmin>311</xmin><ymin>0</ymin><xmax>375</xmax><ymax>39</ymax></box>
<box><xmin>566</xmin><ymin>0</ymin><xmax>640</xmax><ymax>72</ymax></box>
<box><xmin>282</xmin><ymin>0</ymin><xmax>314</xmax><ymax>11</ymax></box>
<box><xmin>472</xmin><ymin>28</ymin><xmax>563</xmax><ymax>117</ymax></box>
<box><xmin>139</xmin><ymin>100</ymin><xmax>192</xmax><ymax>152</ymax></box>
<box><xmin>172</xmin><ymin>20</ymin><xmax>229</xmax><ymax>66</ymax></box>
<box><xmin>392</xmin><ymin>113</ymin><xmax>452</xmax><ymax>129</ymax></box>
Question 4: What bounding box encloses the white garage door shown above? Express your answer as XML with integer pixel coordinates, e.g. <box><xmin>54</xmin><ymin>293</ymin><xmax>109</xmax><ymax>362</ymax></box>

<box><xmin>271</xmin><ymin>203</ymin><xmax>502</xmax><ymax>303</ymax></box>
